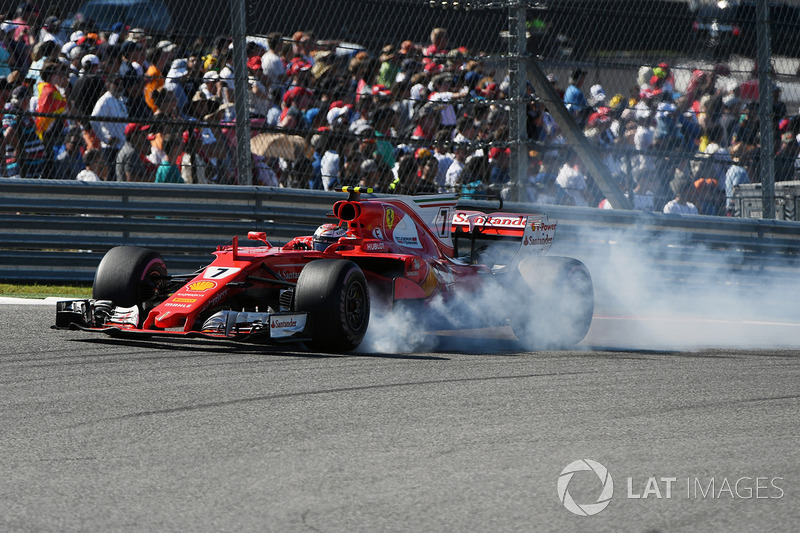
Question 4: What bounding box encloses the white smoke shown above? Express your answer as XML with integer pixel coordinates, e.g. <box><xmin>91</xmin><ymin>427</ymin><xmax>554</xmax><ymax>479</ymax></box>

<box><xmin>357</xmin><ymin>222</ymin><xmax>800</xmax><ymax>354</ymax></box>
<box><xmin>557</xmin><ymin>222</ymin><xmax>800</xmax><ymax>351</ymax></box>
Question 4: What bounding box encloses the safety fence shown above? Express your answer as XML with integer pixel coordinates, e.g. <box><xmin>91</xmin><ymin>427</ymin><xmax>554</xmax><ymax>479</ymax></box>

<box><xmin>0</xmin><ymin>0</ymin><xmax>798</xmax><ymax>219</ymax></box>
<box><xmin>3</xmin><ymin>179</ymin><xmax>800</xmax><ymax>323</ymax></box>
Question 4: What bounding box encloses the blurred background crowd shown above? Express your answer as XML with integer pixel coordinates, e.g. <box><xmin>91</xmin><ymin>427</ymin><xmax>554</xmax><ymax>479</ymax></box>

<box><xmin>1</xmin><ymin>0</ymin><xmax>799</xmax><ymax>216</ymax></box>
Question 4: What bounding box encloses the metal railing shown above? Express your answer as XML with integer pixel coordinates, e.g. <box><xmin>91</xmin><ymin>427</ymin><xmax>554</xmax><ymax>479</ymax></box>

<box><xmin>2</xmin><ymin>180</ymin><xmax>800</xmax><ymax>291</ymax></box>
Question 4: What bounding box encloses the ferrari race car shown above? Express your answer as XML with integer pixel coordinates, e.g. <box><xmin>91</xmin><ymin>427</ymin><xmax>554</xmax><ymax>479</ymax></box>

<box><xmin>55</xmin><ymin>189</ymin><xmax>594</xmax><ymax>352</ymax></box>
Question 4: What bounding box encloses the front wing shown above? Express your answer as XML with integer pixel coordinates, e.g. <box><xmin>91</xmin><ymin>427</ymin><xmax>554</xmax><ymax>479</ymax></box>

<box><xmin>54</xmin><ymin>299</ymin><xmax>311</xmax><ymax>344</ymax></box>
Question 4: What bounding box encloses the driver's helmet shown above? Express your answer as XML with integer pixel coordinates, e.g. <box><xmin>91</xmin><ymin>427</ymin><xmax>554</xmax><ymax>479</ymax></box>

<box><xmin>313</xmin><ymin>223</ymin><xmax>346</xmax><ymax>252</ymax></box>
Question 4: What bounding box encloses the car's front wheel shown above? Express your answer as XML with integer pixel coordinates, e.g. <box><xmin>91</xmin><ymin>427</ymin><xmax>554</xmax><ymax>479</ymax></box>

<box><xmin>294</xmin><ymin>259</ymin><xmax>370</xmax><ymax>353</ymax></box>
<box><xmin>92</xmin><ymin>246</ymin><xmax>169</xmax><ymax>318</ymax></box>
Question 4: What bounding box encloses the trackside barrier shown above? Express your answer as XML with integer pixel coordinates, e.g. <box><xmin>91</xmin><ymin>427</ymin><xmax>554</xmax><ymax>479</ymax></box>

<box><xmin>2</xmin><ymin>180</ymin><xmax>800</xmax><ymax>306</ymax></box>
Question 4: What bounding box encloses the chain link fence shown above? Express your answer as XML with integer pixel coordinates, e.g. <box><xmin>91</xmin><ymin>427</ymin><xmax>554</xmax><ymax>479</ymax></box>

<box><xmin>1</xmin><ymin>0</ymin><xmax>798</xmax><ymax>217</ymax></box>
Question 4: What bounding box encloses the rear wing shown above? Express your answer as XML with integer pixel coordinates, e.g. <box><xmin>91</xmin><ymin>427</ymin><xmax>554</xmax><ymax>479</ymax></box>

<box><xmin>451</xmin><ymin>210</ymin><xmax>557</xmax><ymax>265</ymax></box>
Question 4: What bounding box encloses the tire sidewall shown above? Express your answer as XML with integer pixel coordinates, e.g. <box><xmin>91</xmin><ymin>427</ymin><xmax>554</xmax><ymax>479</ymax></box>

<box><xmin>294</xmin><ymin>259</ymin><xmax>370</xmax><ymax>352</ymax></box>
<box><xmin>93</xmin><ymin>246</ymin><xmax>167</xmax><ymax>308</ymax></box>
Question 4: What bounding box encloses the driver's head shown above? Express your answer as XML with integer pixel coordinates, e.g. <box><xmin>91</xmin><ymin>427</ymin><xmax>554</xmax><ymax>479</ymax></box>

<box><xmin>313</xmin><ymin>223</ymin><xmax>346</xmax><ymax>252</ymax></box>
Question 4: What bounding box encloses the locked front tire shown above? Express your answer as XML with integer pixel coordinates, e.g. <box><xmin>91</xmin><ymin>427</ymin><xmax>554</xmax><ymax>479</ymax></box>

<box><xmin>294</xmin><ymin>259</ymin><xmax>370</xmax><ymax>353</ymax></box>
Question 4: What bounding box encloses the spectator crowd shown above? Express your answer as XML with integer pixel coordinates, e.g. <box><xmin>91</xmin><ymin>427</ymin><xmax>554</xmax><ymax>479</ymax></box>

<box><xmin>0</xmin><ymin>1</ymin><xmax>796</xmax><ymax>216</ymax></box>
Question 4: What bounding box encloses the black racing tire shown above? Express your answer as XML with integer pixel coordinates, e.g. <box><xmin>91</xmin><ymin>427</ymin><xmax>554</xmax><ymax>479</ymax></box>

<box><xmin>92</xmin><ymin>246</ymin><xmax>168</xmax><ymax>309</ymax></box>
<box><xmin>294</xmin><ymin>259</ymin><xmax>370</xmax><ymax>353</ymax></box>
<box><xmin>509</xmin><ymin>256</ymin><xmax>594</xmax><ymax>350</ymax></box>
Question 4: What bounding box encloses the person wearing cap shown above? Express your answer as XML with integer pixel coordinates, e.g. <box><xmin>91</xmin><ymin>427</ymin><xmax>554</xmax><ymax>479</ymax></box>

<box><xmin>285</xmin><ymin>56</ymin><xmax>312</xmax><ymax>90</ymax></box>
<box><xmin>34</xmin><ymin>61</ymin><xmax>68</xmax><ymax>176</ymax></box>
<box><xmin>260</xmin><ymin>32</ymin><xmax>286</xmax><ymax>88</ymax></box>
<box><xmin>11</xmin><ymin>2</ymin><xmax>38</xmax><ymax>46</ymax></box>
<box><xmin>121</xmin><ymin>68</ymin><xmax>152</xmax><ymax>121</ymax></box>
<box><xmin>424</xmin><ymin>27</ymin><xmax>448</xmax><ymax>58</ymax></box>
<box><xmin>180</xmin><ymin>50</ymin><xmax>204</xmax><ymax>103</ymax></box>
<box><xmin>411</xmin><ymin>102</ymin><xmax>441</xmax><ymax>141</ymax></box>
<box><xmin>217</xmin><ymin>44</ymin><xmax>237</xmax><ymax>115</ymax></box>
<box><xmin>0</xmin><ymin>24</ymin><xmax>13</xmax><ymax>79</ymax></box>
<box><xmin>246</xmin><ymin>55</ymin><xmax>273</xmax><ymax>120</ymax></box>
<box><xmin>663</xmin><ymin>176</ymin><xmax>698</xmax><ymax>215</ymax></box>
<box><xmin>525</xmin><ymin>151</ymin><xmax>562</xmax><ymax>205</ymax></box>
<box><xmin>164</xmin><ymin>58</ymin><xmax>190</xmax><ymax>113</ymax></box>
<box><xmin>75</xmin><ymin>148</ymin><xmax>109</xmax><ymax>182</ymax></box>
<box><xmin>589</xmin><ymin>84</ymin><xmax>606</xmax><ymax>107</ymax></box>
<box><xmin>290</xmin><ymin>31</ymin><xmax>315</xmax><ymax>67</ymax></box>
<box><xmin>564</xmin><ymin>68</ymin><xmax>589</xmax><ymax>124</ymax></box>
<box><xmin>53</xmin><ymin>125</ymin><xmax>85</xmax><ymax>179</ymax></box>
<box><xmin>144</xmin><ymin>40</ymin><xmax>177</xmax><ymax>113</ymax></box>
<box><xmin>376</xmin><ymin>44</ymin><xmax>402</xmax><ymax>89</ymax></box>
<box><xmin>27</xmin><ymin>40</ymin><xmax>58</xmax><ymax>87</ymax></box>
<box><xmin>68</xmin><ymin>53</ymin><xmax>105</xmax><ymax>117</ymax></box>
<box><xmin>154</xmin><ymin>134</ymin><xmax>184</xmax><ymax>183</ymax></box>
<box><xmin>176</xmin><ymin>128</ymin><xmax>213</xmax><ymax>185</ymax></box>
<box><xmin>198</xmin><ymin>69</ymin><xmax>222</xmax><ymax>102</ymax></box>
<box><xmin>488</xmin><ymin>146</ymin><xmax>511</xmax><ymax>186</ymax></box>
<box><xmin>91</xmin><ymin>74</ymin><xmax>129</xmax><ymax>162</ymax></box>
<box><xmin>38</xmin><ymin>15</ymin><xmax>61</xmax><ymax>46</ymax></box>
<box><xmin>444</xmin><ymin>136</ymin><xmax>472</xmax><ymax>193</ymax></box>
<box><xmin>556</xmin><ymin>151</ymin><xmax>590</xmax><ymax>207</ymax></box>
<box><xmin>278</xmin><ymin>86</ymin><xmax>313</xmax><ymax>129</ymax></box>
<box><xmin>120</xmin><ymin>40</ymin><xmax>146</xmax><ymax>78</ymax></box>
<box><xmin>116</xmin><ymin>122</ymin><xmax>155</xmax><ymax>182</ymax></box>
<box><xmin>3</xmin><ymin>84</ymin><xmax>46</xmax><ymax>178</ymax></box>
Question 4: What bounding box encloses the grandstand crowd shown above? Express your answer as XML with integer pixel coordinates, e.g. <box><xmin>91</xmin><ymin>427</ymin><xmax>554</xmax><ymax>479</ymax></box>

<box><xmin>0</xmin><ymin>1</ymin><xmax>795</xmax><ymax>215</ymax></box>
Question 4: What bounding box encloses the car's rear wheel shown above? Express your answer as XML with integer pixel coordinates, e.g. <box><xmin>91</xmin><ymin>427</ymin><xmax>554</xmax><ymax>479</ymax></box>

<box><xmin>93</xmin><ymin>246</ymin><xmax>168</xmax><ymax>312</ymax></box>
<box><xmin>294</xmin><ymin>259</ymin><xmax>370</xmax><ymax>353</ymax></box>
<box><xmin>509</xmin><ymin>256</ymin><xmax>594</xmax><ymax>350</ymax></box>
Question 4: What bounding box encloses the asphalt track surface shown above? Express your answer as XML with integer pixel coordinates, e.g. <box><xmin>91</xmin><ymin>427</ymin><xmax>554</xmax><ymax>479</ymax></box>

<box><xmin>2</xmin><ymin>303</ymin><xmax>800</xmax><ymax>532</ymax></box>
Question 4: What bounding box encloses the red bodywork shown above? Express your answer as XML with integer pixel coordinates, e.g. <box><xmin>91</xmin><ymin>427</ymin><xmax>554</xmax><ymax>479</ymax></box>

<box><xmin>60</xmin><ymin>192</ymin><xmax>556</xmax><ymax>341</ymax></box>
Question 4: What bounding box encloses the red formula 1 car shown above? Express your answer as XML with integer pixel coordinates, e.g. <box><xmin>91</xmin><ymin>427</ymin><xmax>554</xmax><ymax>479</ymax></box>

<box><xmin>55</xmin><ymin>189</ymin><xmax>594</xmax><ymax>352</ymax></box>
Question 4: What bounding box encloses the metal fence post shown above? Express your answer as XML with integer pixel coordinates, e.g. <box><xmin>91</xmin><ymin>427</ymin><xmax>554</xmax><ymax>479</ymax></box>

<box><xmin>232</xmin><ymin>0</ymin><xmax>252</xmax><ymax>185</ymax></box>
<box><xmin>757</xmin><ymin>0</ymin><xmax>775</xmax><ymax>219</ymax></box>
<box><xmin>508</xmin><ymin>2</ymin><xmax>528</xmax><ymax>203</ymax></box>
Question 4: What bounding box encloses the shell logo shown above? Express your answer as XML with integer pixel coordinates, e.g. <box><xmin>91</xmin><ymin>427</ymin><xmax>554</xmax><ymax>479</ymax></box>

<box><xmin>187</xmin><ymin>280</ymin><xmax>217</xmax><ymax>292</ymax></box>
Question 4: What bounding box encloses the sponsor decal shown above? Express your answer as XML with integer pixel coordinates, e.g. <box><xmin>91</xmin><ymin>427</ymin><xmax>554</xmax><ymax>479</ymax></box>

<box><xmin>523</xmin><ymin>235</ymin><xmax>554</xmax><ymax>246</ymax></box>
<box><xmin>365</xmin><ymin>242</ymin><xmax>385</xmax><ymax>252</ymax></box>
<box><xmin>278</xmin><ymin>270</ymin><xmax>301</xmax><ymax>280</ymax></box>
<box><xmin>203</xmin><ymin>266</ymin><xmax>242</xmax><ymax>280</ymax></box>
<box><xmin>164</xmin><ymin>302</ymin><xmax>191</xmax><ymax>309</ymax></box>
<box><xmin>270</xmin><ymin>314</ymin><xmax>307</xmax><ymax>338</ymax></box>
<box><xmin>385</xmin><ymin>207</ymin><xmax>396</xmax><ymax>229</ymax></box>
<box><xmin>522</xmin><ymin>220</ymin><xmax>556</xmax><ymax>248</ymax></box>
<box><xmin>204</xmin><ymin>289</ymin><xmax>230</xmax><ymax>310</ymax></box>
<box><xmin>373</xmin><ymin>227</ymin><xmax>384</xmax><ymax>240</ymax></box>
<box><xmin>534</xmin><ymin>222</ymin><xmax>557</xmax><ymax>232</ymax></box>
<box><xmin>171</xmin><ymin>297</ymin><xmax>197</xmax><ymax>303</ymax></box>
<box><xmin>187</xmin><ymin>280</ymin><xmax>218</xmax><ymax>292</ymax></box>
<box><xmin>453</xmin><ymin>213</ymin><xmax>527</xmax><ymax>227</ymax></box>
<box><xmin>392</xmin><ymin>215</ymin><xmax>422</xmax><ymax>249</ymax></box>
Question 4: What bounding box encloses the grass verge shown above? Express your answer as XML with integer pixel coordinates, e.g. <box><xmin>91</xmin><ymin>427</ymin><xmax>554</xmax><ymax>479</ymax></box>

<box><xmin>0</xmin><ymin>283</ymin><xmax>92</xmax><ymax>299</ymax></box>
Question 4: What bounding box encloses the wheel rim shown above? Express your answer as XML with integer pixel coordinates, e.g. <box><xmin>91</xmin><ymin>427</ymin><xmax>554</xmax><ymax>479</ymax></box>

<box><xmin>344</xmin><ymin>281</ymin><xmax>367</xmax><ymax>331</ymax></box>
